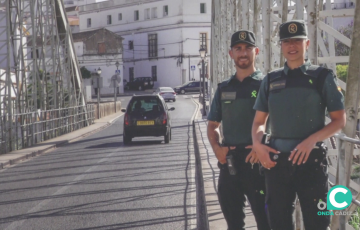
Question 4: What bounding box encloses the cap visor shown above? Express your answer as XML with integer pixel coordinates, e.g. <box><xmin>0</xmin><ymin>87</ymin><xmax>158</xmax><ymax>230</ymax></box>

<box><xmin>280</xmin><ymin>35</ymin><xmax>308</xmax><ymax>41</ymax></box>
<box><xmin>231</xmin><ymin>40</ymin><xmax>256</xmax><ymax>47</ymax></box>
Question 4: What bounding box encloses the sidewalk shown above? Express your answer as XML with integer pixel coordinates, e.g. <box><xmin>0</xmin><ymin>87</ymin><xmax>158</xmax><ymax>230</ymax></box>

<box><xmin>192</xmin><ymin>98</ymin><xmax>257</xmax><ymax>230</ymax></box>
<box><xmin>0</xmin><ymin>111</ymin><xmax>124</xmax><ymax>169</ymax></box>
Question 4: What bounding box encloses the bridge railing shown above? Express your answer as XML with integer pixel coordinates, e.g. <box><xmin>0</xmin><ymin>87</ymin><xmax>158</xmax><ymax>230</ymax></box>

<box><xmin>294</xmin><ymin>133</ymin><xmax>360</xmax><ymax>230</ymax></box>
<box><xmin>330</xmin><ymin>134</ymin><xmax>360</xmax><ymax>230</ymax></box>
<box><xmin>0</xmin><ymin>104</ymin><xmax>95</xmax><ymax>155</ymax></box>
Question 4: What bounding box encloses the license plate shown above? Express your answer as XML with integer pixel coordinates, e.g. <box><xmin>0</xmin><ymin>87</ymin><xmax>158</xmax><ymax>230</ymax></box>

<box><xmin>137</xmin><ymin>120</ymin><xmax>154</xmax><ymax>126</ymax></box>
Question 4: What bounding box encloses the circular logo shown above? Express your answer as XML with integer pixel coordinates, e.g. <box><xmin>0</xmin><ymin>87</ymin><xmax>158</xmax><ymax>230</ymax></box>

<box><xmin>288</xmin><ymin>23</ymin><xmax>298</xmax><ymax>34</ymax></box>
<box><xmin>317</xmin><ymin>201</ymin><xmax>327</xmax><ymax>210</ymax></box>
<box><xmin>239</xmin><ymin>32</ymin><xmax>247</xmax><ymax>40</ymax></box>
<box><xmin>327</xmin><ymin>185</ymin><xmax>352</xmax><ymax>210</ymax></box>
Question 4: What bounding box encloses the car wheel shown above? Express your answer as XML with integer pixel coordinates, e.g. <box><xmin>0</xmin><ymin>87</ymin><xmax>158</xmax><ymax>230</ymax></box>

<box><xmin>164</xmin><ymin>131</ymin><xmax>170</xmax><ymax>144</ymax></box>
<box><xmin>123</xmin><ymin>132</ymin><xmax>132</xmax><ymax>145</ymax></box>
<box><xmin>173</xmin><ymin>99</ymin><xmax>176</xmax><ymax>102</ymax></box>
<box><xmin>180</xmin><ymin>89</ymin><xmax>185</xmax><ymax>94</ymax></box>
<box><xmin>138</xmin><ymin>86</ymin><xmax>143</xmax><ymax>91</ymax></box>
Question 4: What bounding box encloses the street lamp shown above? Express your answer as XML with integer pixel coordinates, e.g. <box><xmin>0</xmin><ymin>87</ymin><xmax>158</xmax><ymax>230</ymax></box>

<box><xmin>96</xmin><ymin>67</ymin><xmax>102</xmax><ymax>119</ymax></box>
<box><xmin>114</xmin><ymin>61</ymin><xmax>120</xmax><ymax>112</ymax></box>
<box><xmin>199</xmin><ymin>47</ymin><xmax>207</xmax><ymax>116</ymax></box>
<box><xmin>197</xmin><ymin>62</ymin><xmax>202</xmax><ymax>95</ymax></box>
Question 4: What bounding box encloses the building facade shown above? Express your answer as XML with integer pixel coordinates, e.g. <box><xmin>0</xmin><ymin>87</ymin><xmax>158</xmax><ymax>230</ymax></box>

<box><xmin>72</xmin><ymin>28</ymin><xmax>124</xmax><ymax>96</ymax></box>
<box><xmin>78</xmin><ymin>0</ymin><xmax>211</xmax><ymax>88</ymax></box>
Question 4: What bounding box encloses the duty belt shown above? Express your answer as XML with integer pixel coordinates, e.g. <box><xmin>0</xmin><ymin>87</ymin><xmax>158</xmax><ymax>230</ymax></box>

<box><xmin>268</xmin><ymin>142</ymin><xmax>327</xmax><ymax>165</ymax></box>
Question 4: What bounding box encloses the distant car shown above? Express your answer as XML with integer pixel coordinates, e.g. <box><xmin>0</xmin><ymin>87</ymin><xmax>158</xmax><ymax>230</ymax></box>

<box><xmin>125</xmin><ymin>77</ymin><xmax>154</xmax><ymax>91</ymax></box>
<box><xmin>153</xmin><ymin>87</ymin><xmax>177</xmax><ymax>102</ymax></box>
<box><xmin>121</xmin><ymin>94</ymin><xmax>175</xmax><ymax>144</ymax></box>
<box><xmin>173</xmin><ymin>81</ymin><xmax>208</xmax><ymax>94</ymax></box>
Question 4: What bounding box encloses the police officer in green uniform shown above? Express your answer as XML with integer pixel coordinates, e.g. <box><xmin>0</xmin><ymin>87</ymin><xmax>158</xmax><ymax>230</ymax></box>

<box><xmin>252</xmin><ymin>20</ymin><xmax>346</xmax><ymax>230</ymax></box>
<box><xmin>207</xmin><ymin>30</ymin><xmax>270</xmax><ymax>230</ymax></box>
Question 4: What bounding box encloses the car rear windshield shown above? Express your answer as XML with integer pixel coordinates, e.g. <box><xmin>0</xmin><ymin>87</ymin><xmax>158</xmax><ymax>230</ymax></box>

<box><xmin>128</xmin><ymin>97</ymin><xmax>164</xmax><ymax>113</ymax></box>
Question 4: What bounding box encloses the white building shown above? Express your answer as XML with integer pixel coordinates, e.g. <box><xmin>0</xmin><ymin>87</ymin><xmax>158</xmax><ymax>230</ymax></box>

<box><xmin>72</xmin><ymin>28</ymin><xmax>124</xmax><ymax>97</ymax></box>
<box><xmin>78</xmin><ymin>0</ymin><xmax>211</xmax><ymax>88</ymax></box>
<box><xmin>64</xmin><ymin>0</ymin><xmax>96</xmax><ymax>7</ymax></box>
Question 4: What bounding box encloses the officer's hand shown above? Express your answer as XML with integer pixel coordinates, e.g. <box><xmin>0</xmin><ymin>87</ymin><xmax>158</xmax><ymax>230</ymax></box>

<box><xmin>253</xmin><ymin>143</ymin><xmax>279</xmax><ymax>169</ymax></box>
<box><xmin>215</xmin><ymin>146</ymin><xmax>236</xmax><ymax>164</ymax></box>
<box><xmin>245</xmin><ymin>145</ymin><xmax>259</xmax><ymax>164</ymax></box>
<box><xmin>289</xmin><ymin>138</ymin><xmax>317</xmax><ymax>165</ymax></box>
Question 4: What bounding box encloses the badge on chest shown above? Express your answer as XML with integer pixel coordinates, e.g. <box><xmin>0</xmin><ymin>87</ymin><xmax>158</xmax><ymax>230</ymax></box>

<box><xmin>269</xmin><ymin>80</ymin><xmax>286</xmax><ymax>91</ymax></box>
<box><xmin>221</xmin><ymin>92</ymin><xmax>236</xmax><ymax>100</ymax></box>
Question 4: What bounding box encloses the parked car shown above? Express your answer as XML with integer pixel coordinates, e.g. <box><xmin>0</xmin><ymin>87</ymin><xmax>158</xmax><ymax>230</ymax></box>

<box><xmin>121</xmin><ymin>95</ymin><xmax>175</xmax><ymax>144</ymax></box>
<box><xmin>125</xmin><ymin>77</ymin><xmax>154</xmax><ymax>91</ymax></box>
<box><xmin>173</xmin><ymin>81</ymin><xmax>208</xmax><ymax>94</ymax></box>
<box><xmin>153</xmin><ymin>87</ymin><xmax>177</xmax><ymax>102</ymax></box>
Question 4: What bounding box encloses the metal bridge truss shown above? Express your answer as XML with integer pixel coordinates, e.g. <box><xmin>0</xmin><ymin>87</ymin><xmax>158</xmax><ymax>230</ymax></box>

<box><xmin>211</xmin><ymin>0</ymin><xmax>360</xmax><ymax>229</ymax></box>
<box><xmin>0</xmin><ymin>0</ymin><xmax>90</xmax><ymax>154</ymax></box>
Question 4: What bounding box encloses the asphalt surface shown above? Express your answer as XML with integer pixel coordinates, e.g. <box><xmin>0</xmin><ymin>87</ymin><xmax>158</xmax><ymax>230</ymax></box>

<box><xmin>0</xmin><ymin>95</ymin><xmax>198</xmax><ymax>230</ymax></box>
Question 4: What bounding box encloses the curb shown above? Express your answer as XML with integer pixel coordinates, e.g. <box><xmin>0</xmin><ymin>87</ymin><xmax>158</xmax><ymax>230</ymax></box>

<box><xmin>0</xmin><ymin>113</ymin><xmax>124</xmax><ymax>170</ymax></box>
<box><xmin>191</xmin><ymin>97</ymin><xmax>201</xmax><ymax>121</ymax></box>
<box><xmin>191</xmin><ymin>97</ymin><xmax>210</xmax><ymax>230</ymax></box>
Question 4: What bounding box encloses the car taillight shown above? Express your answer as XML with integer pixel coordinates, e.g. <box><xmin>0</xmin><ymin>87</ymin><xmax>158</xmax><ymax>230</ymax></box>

<box><xmin>162</xmin><ymin>111</ymin><xmax>167</xmax><ymax>125</ymax></box>
<box><xmin>172</xmin><ymin>92</ymin><xmax>176</xmax><ymax>95</ymax></box>
<box><xmin>124</xmin><ymin>113</ymin><xmax>129</xmax><ymax>126</ymax></box>
<box><xmin>160</xmin><ymin>92</ymin><xmax>165</xmax><ymax>95</ymax></box>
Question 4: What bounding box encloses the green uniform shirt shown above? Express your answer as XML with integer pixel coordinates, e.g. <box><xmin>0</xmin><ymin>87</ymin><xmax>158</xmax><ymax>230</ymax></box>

<box><xmin>208</xmin><ymin>70</ymin><xmax>263</xmax><ymax>145</ymax></box>
<box><xmin>254</xmin><ymin>61</ymin><xmax>344</xmax><ymax>151</ymax></box>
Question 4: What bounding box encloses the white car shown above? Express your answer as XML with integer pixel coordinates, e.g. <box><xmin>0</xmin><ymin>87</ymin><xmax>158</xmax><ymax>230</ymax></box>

<box><xmin>153</xmin><ymin>87</ymin><xmax>177</xmax><ymax>102</ymax></box>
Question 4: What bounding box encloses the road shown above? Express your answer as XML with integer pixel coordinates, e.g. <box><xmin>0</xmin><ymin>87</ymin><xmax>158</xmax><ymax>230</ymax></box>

<box><xmin>0</xmin><ymin>94</ymin><xmax>199</xmax><ymax>230</ymax></box>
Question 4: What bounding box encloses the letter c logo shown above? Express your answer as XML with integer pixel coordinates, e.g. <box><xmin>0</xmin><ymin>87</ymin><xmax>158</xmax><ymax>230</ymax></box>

<box><xmin>327</xmin><ymin>185</ymin><xmax>352</xmax><ymax>210</ymax></box>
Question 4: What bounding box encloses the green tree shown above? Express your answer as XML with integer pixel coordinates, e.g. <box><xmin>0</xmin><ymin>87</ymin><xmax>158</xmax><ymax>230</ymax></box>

<box><xmin>336</xmin><ymin>64</ymin><xmax>348</xmax><ymax>83</ymax></box>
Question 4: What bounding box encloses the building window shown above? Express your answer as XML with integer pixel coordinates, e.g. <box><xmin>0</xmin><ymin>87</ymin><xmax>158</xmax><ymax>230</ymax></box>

<box><xmin>152</xmin><ymin>66</ymin><xmax>157</xmax><ymax>81</ymax></box>
<box><xmin>148</xmin><ymin>34</ymin><xmax>157</xmax><ymax>58</ymax></box>
<box><xmin>200</xmin><ymin>3</ymin><xmax>206</xmax><ymax>13</ymax></box>
<box><xmin>98</xmin><ymin>42</ymin><xmax>106</xmax><ymax>54</ymax></box>
<box><xmin>129</xmin><ymin>67</ymin><xmax>134</xmax><ymax>81</ymax></box>
<box><xmin>200</xmin><ymin>33</ymin><xmax>207</xmax><ymax>52</ymax></box>
<box><xmin>145</xmin><ymin>8</ymin><xmax>150</xmax><ymax>20</ymax></box>
<box><xmin>163</xmin><ymin>5</ymin><xmax>168</xmax><ymax>16</ymax></box>
<box><xmin>87</xmin><ymin>18</ymin><xmax>91</xmax><ymax>27</ymax></box>
<box><xmin>107</xmin><ymin>15</ymin><xmax>112</xmax><ymax>25</ymax></box>
<box><xmin>151</xmin><ymin>7</ymin><xmax>157</xmax><ymax>18</ymax></box>
<box><xmin>134</xmin><ymin>10</ymin><xmax>139</xmax><ymax>21</ymax></box>
<box><xmin>128</xmin><ymin>40</ymin><xmax>134</xmax><ymax>50</ymax></box>
<box><xmin>118</xmin><ymin>13</ymin><xmax>122</xmax><ymax>21</ymax></box>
